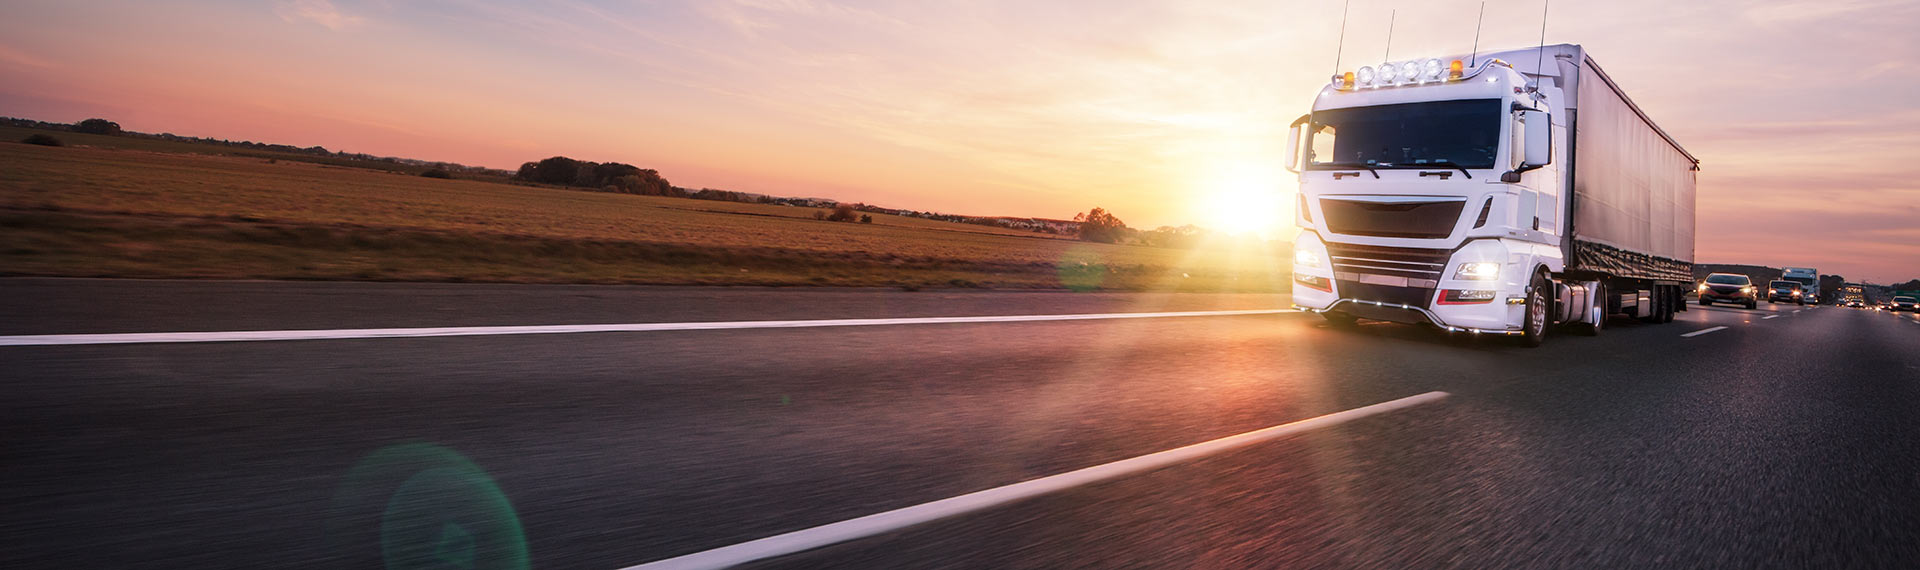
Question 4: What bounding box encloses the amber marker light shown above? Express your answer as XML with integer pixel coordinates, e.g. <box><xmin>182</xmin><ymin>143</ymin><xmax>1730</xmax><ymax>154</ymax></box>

<box><xmin>1449</xmin><ymin>59</ymin><xmax>1465</xmax><ymax>80</ymax></box>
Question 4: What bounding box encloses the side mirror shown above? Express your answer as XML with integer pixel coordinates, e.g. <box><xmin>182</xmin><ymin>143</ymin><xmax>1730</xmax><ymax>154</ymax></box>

<box><xmin>1520</xmin><ymin>110</ymin><xmax>1551</xmax><ymax>168</ymax></box>
<box><xmin>1284</xmin><ymin>114</ymin><xmax>1310</xmax><ymax>174</ymax></box>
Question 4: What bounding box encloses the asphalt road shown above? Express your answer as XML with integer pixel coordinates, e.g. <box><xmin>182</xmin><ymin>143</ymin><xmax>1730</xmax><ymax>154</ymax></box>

<box><xmin>4</xmin><ymin>278</ymin><xmax>1919</xmax><ymax>569</ymax></box>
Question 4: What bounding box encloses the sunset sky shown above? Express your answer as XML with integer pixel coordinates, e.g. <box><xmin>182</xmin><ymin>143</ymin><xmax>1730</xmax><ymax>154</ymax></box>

<box><xmin>2</xmin><ymin>0</ymin><xmax>1915</xmax><ymax>282</ymax></box>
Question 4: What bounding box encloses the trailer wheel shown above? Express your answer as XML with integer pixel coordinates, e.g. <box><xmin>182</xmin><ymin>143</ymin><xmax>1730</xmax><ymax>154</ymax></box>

<box><xmin>1656</xmin><ymin>286</ymin><xmax>1675</xmax><ymax>323</ymax></box>
<box><xmin>1519</xmin><ymin>272</ymin><xmax>1549</xmax><ymax>347</ymax></box>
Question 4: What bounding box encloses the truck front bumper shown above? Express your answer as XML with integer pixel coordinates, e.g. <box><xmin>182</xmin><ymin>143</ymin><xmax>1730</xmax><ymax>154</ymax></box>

<box><xmin>1292</xmin><ymin>236</ymin><xmax>1529</xmax><ymax>334</ymax></box>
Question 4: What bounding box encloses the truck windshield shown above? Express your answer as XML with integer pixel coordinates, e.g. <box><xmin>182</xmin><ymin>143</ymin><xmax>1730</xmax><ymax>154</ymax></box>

<box><xmin>1306</xmin><ymin>99</ymin><xmax>1503</xmax><ymax>169</ymax></box>
<box><xmin>1786</xmin><ymin>277</ymin><xmax>1815</xmax><ymax>287</ymax></box>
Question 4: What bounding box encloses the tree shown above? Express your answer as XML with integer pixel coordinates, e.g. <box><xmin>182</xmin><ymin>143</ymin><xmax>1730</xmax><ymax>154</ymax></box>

<box><xmin>827</xmin><ymin>204</ymin><xmax>859</xmax><ymax>222</ymax></box>
<box><xmin>1819</xmin><ymin>274</ymin><xmax>1846</xmax><ymax>302</ymax></box>
<box><xmin>1073</xmin><ymin>207</ymin><xmax>1129</xmax><ymax>243</ymax></box>
<box><xmin>515</xmin><ymin>156</ymin><xmax>585</xmax><ymax>185</ymax></box>
<box><xmin>74</xmin><ymin>118</ymin><xmax>122</xmax><ymax>135</ymax></box>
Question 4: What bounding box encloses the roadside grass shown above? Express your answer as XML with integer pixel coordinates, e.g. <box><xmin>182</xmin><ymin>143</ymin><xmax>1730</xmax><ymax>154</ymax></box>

<box><xmin>0</xmin><ymin>139</ymin><xmax>1293</xmax><ymax>291</ymax></box>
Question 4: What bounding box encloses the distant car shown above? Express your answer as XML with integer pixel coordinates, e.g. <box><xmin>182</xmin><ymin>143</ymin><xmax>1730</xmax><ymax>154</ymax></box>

<box><xmin>1698</xmin><ymin>273</ymin><xmax>1758</xmax><ymax>309</ymax></box>
<box><xmin>1766</xmin><ymin>280</ymin><xmax>1805</xmax><ymax>305</ymax></box>
<box><xmin>1846</xmin><ymin>299</ymin><xmax>1863</xmax><ymax>308</ymax></box>
<box><xmin>1895</xmin><ymin>296</ymin><xmax>1918</xmax><ymax>312</ymax></box>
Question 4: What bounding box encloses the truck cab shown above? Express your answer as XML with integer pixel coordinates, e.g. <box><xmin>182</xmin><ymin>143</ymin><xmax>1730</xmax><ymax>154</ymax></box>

<box><xmin>1284</xmin><ymin>45</ymin><xmax>1697</xmax><ymax>347</ymax></box>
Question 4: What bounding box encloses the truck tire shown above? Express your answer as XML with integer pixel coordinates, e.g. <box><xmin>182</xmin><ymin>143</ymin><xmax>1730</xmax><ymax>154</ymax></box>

<box><xmin>1659</xmin><ymin>286</ymin><xmax>1676</xmax><ymax>323</ymax></box>
<box><xmin>1574</xmin><ymin>281</ymin><xmax>1604</xmax><ymax>336</ymax></box>
<box><xmin>1640</xmin><ymin>287</ymin><xmax>1663</xmax><ymax>323</ymax></box>
<box><xmin>1519</xmin><ymin>272</ymin><xmax>1549</xmax><ymax>347</ymax></box>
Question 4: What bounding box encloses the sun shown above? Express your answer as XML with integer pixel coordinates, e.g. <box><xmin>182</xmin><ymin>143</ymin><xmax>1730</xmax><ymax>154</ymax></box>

<box><xmin>1197</xmin><ymin>165</ymin><xmax>1289</xmax><ymax>238</ymax></box>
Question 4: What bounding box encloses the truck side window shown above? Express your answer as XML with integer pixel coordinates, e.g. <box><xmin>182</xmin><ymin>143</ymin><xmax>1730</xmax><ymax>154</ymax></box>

<box><xmin>1309</xmin><ymin>124</ymin><xmax>1336</xmax><ymax>165</ymax></box>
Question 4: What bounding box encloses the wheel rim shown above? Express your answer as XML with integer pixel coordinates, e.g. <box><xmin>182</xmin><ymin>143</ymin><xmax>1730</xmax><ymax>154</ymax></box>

<box><xmin>1529</xmin><ymin>287</ymin><xmax>1546</xmax><ymax>336</ymax></box>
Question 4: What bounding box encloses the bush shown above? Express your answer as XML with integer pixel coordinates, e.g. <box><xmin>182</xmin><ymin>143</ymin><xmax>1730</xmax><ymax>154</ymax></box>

<box><xmin>21</xmin><ymin>134</ymin><xmax>63</xmax><ymax>146</ymax></box>
<box><xmin>826</xmin><ymin>204</ymin><xmax>859</xmax><ymax>222</ymax></box>
<box><xmin>420</xmin><ymin>168</ymin><xmax>453</xmax><ymax>179</ymax></box>
<box><xmin>74</xmin><ymin>118</ymin><xmax>122</xmax><ymax>135</ymax></box>
<box><xmin>813</xmin><ymin>211</ymin><xmax>827</xmax><ymax>220</ymax></box>
<box><xmin>859</xmin><ymin>214</ymin><xmax>873</xmax><ymax>224</ymax></box>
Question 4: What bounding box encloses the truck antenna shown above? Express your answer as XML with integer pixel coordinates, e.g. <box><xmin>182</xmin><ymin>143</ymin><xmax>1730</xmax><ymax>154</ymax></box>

<box><xmin>1384</xmin><ymin>9</ymin><xmax>1396</xmax><ymax>62</ymax></box>
<box><xmin>1532</xmin><ymin>0</ymin><xmax>1551</xmax><ymax>86</ymax></box>
<box><xmin>1331</xmin><ymin>0</ymin><xmax>1350</xmax><ymax>75</ymax></box>
<box><xmin>1470</xmin><ymin>2</ymin><xmax>1485</xmax><ymax>67</ymax></box>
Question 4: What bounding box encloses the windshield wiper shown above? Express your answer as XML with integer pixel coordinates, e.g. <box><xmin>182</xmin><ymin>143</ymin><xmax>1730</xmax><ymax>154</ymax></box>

<box><xmin>1315</xmin><ymin>162</ymin><xmax>1380</xmax><ymax>178</ymax></box>
<box><xmin>1415</xmin><ymin>160</ymin><xmax>1473</xmax><ymax>179</ymax></box>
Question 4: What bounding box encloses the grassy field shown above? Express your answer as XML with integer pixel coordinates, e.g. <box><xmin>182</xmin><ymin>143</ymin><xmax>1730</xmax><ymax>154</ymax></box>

<box><xmin>0</xmin><ymin>135</ymin><xmax>1293</xmax><ymax>291</ymax></box>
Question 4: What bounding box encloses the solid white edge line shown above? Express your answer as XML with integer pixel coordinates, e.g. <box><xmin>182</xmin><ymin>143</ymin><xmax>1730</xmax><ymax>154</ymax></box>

<box><xmin>617</xmin><ymin>391</ymin><xmax>1450</xmax><ymax>570</ymax></box>
<box><xmin>1762</xmin><ymin>315</ymin><xmax>1779</xmax><ymax>320</ymax></box>
<box><xmin>0</xmin><ymin>309</ymin><xmax>1299</xmax><ymax>347</ymax></box>
<box><xmin>1681</xmin><ymin>326</ymin><xmax>1729</xmax><ymax>338</ymax></box>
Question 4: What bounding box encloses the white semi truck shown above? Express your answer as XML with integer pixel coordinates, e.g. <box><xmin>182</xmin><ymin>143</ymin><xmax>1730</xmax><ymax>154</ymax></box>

<box><xmin>1284</xmin><ymin>44</ymin><xmax>1698</xmax><ymax>346</ymax></box>
<box><xmin>1781</xmin><ymin>267</ymin><xmax>1820</xmax><ymax>305</ymax></box>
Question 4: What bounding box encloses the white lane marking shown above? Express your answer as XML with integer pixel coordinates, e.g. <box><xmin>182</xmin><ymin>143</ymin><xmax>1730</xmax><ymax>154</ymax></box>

<box><xmin>1792</xmin><ymin>309</ymin><xmax>1802</xmax><ymax>314</ymax></box>
<box><xmin>0</xmin><ymin>309</ymin><xmax>1298</xmax><ymax>347</ymax></box>
<box><xmin>1681</xmin><ymin>326</ymin><xmax>1729</xmax><ymax>338</ymax></box>
<box><xmin>1762</xmin><ymin>315</ymin><xmax>1780</xmax><ymax>320</ymax></box>
<box><xmin>618</xmin><ymin>391</ymin><xmax>1451</xmax><ymax>570</ymax></box>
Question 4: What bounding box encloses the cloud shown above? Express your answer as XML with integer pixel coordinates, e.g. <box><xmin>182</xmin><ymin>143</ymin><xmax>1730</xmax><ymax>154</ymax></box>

<box><xmin>275</xmin><ymin>0</ymin><xmax>362</xmax><ymax>31</ymax></box>
<box><xmin>0</xmin><ymin>43</ymin><xmax>56</xmax><ymax>69</ymax></box>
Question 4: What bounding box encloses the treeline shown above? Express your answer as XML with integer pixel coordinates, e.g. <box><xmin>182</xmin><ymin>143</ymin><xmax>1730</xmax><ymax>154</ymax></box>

<box><xmin>512</xmin><ymin>156</ymin><xmax>676</xmax><ymax>195</ymax></box>
<box><xmin>2</xmin><ymin>117</ymin><xmax>513</xmax><ymax>177</ymax></box>
<box><xmin>1068</xmin><ymin>207</ymin><xmax>1226</xmax><ymax>248</ymax></box>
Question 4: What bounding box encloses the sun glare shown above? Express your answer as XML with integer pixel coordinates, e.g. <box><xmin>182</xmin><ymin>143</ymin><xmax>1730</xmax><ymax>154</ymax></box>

<box><xmin>1197</xmin><ymin>165</ymin><xmax>1289</xmax><ymax>238</ymax></box>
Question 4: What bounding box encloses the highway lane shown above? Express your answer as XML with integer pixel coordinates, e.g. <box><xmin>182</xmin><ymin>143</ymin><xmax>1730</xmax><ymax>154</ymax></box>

<box><xmin>3</xmin><ymin>280</ymin><xmax>1917</xmax><ymax>569</ymax></box>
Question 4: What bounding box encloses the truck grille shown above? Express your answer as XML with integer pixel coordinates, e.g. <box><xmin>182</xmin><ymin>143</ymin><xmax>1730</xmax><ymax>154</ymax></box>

<box><xmin>1325</xmin><ymin>242</ymin><xmax>1451</xmax><ymax>308</ymax></box>
<box><xmin>1325</xmin><ymin>242</ymin><xmax>1451</xmax><ymax>284</ymax></box>
<box><xmin>1320</xmin><ymin>198</ymin><xmax>1464</xmax><ymax>239</ymax></box>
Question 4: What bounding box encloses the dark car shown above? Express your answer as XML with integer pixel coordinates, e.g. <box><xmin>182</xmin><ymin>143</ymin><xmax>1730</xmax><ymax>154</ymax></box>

<box><xmin>1698</xmin><ymin>273</ymin><xmax>1758</xmax><ymax>309</ymax></box>
<box><xmin>1895</xmin><ymin>296</ymin><xmax>1918</xmax><ymax>312</ymax></box>
<box><xmin>1766</xmin><ymin>280</ymin><xmax>1805</xmax><ymax>305</ymax></box>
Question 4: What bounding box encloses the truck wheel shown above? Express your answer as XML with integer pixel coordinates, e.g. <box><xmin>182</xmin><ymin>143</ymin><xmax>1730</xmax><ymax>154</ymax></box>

<box><xmin>1659</xmin><ymin>286</ymin><xmax>1676</xmax><ymax>323</ymax></box>
<box><xmin>1519</xmin><ymin>272</ymin><xmax>1549</xmax><ymax>347</ymax></box>
<box><xmin>1575</xmin><ymin>281</ymin><xmax>1604</xmax><ymax>336</ymax></box>
<box><xmin>1640</xmin><ymin>287</ymin><xmax>1663</xmax><ymax>323</ymax></box>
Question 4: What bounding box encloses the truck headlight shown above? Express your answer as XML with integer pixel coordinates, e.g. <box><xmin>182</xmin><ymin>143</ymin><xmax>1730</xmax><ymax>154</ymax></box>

<box><xmin>1294</xmin><ymin>248</ymin><xmax>1322</xmax><ymax>268</ymax></box>
<box><xmin>1453</xmin><ymin>261</ymin><xmax>1500</xmax><ymax>280</ymax></box>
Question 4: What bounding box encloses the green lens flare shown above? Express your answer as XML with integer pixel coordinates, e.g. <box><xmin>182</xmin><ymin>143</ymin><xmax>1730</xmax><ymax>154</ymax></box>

<box><xmin>328</xmin><ymin>443</ymin><xmax>530</xmax><ymax>570</ymax></box>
